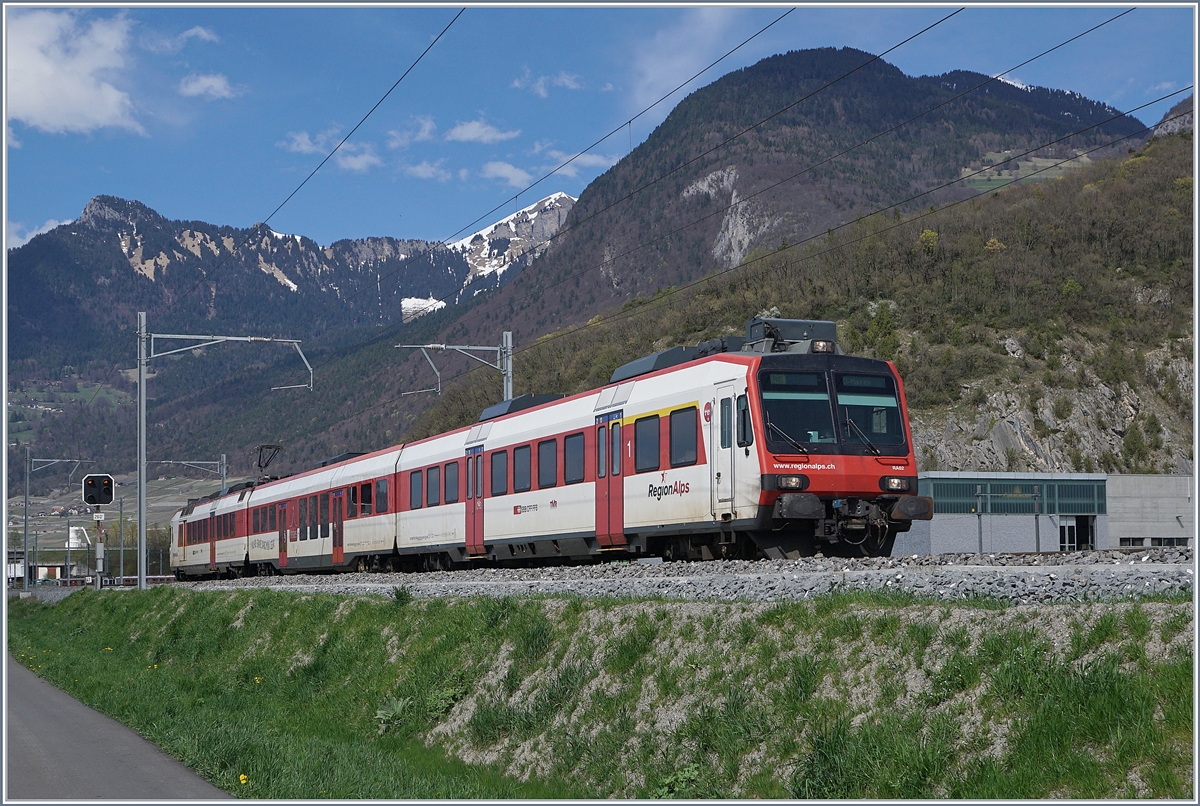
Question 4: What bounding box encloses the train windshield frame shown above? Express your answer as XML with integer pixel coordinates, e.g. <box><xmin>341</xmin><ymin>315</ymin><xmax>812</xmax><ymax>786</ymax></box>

<box><xmin>757</xmin><ymin>369</ymin><xmax>908</xmax><ymax>456</ymax></box>
<box><xmin>833</xmin><ymin>373</ymin><xmax>907</xmax><ymax>454</ymax></box>
<box><xmin>757</xmin><ymin>371</ymin><xmax>838</xmax><ymax>453</ymax></box>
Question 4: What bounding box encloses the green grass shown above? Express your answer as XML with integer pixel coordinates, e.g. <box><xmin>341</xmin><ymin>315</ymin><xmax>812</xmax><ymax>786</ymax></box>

<box><xmin>7</xmin><ymin>588</ymin><xmax>581</xmax><ymax>798</ymax></box>
<box><xmin>7</xmin><ymin>587</ymin><xmax>1193</xmax><ymax>799</ymax></box>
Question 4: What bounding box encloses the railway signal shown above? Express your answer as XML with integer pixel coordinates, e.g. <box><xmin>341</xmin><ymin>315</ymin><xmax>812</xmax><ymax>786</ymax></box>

<box><xmin>82</xmin><ymin>474</ymin><xmax>115</xmax><ymax>506</ymax></box>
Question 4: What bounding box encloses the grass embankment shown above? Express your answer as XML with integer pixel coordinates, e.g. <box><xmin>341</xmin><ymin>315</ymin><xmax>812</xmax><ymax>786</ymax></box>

<box><xmin>7</xmin><ymin>587</ymin><xmax>1194</xmax><ymax>799</ymax></box>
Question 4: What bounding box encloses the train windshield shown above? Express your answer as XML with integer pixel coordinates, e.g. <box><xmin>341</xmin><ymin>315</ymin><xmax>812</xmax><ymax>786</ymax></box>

<box><xmin>759</xmin><ymin>372</ymin><xmax>836</xmax><ymax>447</ymax></box>
<box><xmin>834</xmin><ymin>374</ymin><xmax>906</xmax><ymax>447</ymax></box>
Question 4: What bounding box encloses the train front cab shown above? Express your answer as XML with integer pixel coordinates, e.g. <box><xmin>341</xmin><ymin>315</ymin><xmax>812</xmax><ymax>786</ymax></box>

<box><xmin>747</xmin><ymin>353</ymin><xmax>933</xmax><ymax>558</ymax></box>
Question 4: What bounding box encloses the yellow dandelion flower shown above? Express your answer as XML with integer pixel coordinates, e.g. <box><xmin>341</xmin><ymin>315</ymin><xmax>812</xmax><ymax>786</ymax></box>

<box><xmin>239</xmin><ymin>774</ymin><xmax>249</xmax><ymax>785</ymax></box>
<box><xmin>104</xmin><ymin>647</ymin><xmax>113</xmax><ymax>651</ymax></box>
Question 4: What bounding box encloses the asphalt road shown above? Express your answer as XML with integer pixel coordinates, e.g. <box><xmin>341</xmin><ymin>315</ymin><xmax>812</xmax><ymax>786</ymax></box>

<box><xmin>5</xmin><ymin>652</ymin><xmax>231</xmax><ymax>800</ymax></box>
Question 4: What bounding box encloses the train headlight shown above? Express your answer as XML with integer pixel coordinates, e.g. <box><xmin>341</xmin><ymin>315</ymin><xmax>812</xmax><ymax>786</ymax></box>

<box><xmin>811</xmin><ymin>340</ymin><xmax>835</xmax><ymax>353</ymax></box>
<box><xmin>881</xmin><ymin>476</ymin><xmax>911</xmax><ymax>492</ymax></box>
<box><xmin>777</xmin><ymin>475</ymin><xmax>808</xmax><ymax>490</ymax></box>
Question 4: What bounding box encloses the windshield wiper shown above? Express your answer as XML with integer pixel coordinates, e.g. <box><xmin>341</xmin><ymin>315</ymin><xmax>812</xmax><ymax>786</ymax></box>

<box><xmin>765</xmin><ymin>414</ymin><xmax>808</xmax><ymax>455</ymax></box>
<box><xmin>843</xmin><ymin>416</ymin><xmax>881</xmax><ymax>456</ymax></box>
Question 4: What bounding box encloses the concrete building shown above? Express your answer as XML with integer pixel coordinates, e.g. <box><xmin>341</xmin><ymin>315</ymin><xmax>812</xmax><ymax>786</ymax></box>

<box><xmin>894</xmin><ymin>472</ymin><xmax>1194</xmax><ymax>555</ymax></box>
<box><xmin>1106</xmin><ymin>474</ymin><xmax>1193</xmax><ymax>548</ymax></box>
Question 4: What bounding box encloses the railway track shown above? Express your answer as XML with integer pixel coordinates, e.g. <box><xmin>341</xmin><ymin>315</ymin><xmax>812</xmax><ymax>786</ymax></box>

<box><xmin>179</xmin><ymin>548</ymin><xmax>1193</xmax><ymax>604</ymax></box>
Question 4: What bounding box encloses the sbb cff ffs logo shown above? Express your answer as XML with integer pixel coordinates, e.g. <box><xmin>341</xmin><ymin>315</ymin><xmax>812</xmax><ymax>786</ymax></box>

<box><xmin>82</xmin><ymin>474</ymin><xmax>115</xmax><ymax>506</ymax></box>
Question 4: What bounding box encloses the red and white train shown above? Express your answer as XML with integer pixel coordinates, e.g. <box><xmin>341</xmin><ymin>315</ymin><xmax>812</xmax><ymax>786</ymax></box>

<box><xmin>171</xmin><ymin>318</ymin><xmax>932</xmax><ymax>578</ymax></box>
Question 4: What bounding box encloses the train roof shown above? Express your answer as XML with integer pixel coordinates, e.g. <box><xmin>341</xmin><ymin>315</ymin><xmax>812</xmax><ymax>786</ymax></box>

<box><xmin>608</xmin><ymin>318</ymin><xmax>841</xmax><ymax>383</ymax></box>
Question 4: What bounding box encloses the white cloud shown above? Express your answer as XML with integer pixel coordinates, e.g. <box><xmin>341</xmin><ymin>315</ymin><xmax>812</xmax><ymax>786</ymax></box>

<box><xmin>8</xmin><ymin>126</ymin><xmax>22</xmax><ymax>149</ymax></box>
<box><xmin>333</xmin><ymin>143</ymin><xmax>383</xmax><ymax>172</ymax></box>
<box><xmin>277</xmin><ymin>127</ymin><xmax>341</xmax><ymax>155</ymax></box>
<box><xmin>481</xmin><ymin>161</ymin><xmax>533</xmax><ymax>188</ymax></box>
<box><xmin>179</xmin><ymin>26</ymin><xmax>218</xmax><ymax>44</ymax></box>
<box><xmin>402</xmin><ymin>160</ymin><xmax>451</xmax><ymax>181</ymax></box>
<box><xmin>542</xmin><ymin>149</ymin><xmax>619</xmax><ymax>178</ymax></box>
<box><xmin>143</xmin><ymin>24</ymin><xmax>218</xmax><ymax>53</ymax></box>
<box><xmin>277</xmin><ymin>128</ymin><xmax>382</xmax><ymax>172</ymax></box>
<box><xmin>7</xmin><ymin>10</ymin><xmax>144</xmax><ymax>135</ymax></box>
<box><xmin>629</xmin><ymin>8</ymin><xmax>740</xmax><ymax>112</ymax></box>
<box><xmin>458</xmin><ymin>168</ymin><xmax>470</xmax><ymax>181</ymax></box>
<box><xmin>8</xmin><ymin>218</ymin><xmax>69</xmax><ymax>249</ymax></box>
<box><xmin>445</xmin><ymin>119</ymin><xmax>520</xmax><ymax>144</ymax></box>
<box><xmin>511</xmin><ymin>68</ymin><xmax>583</xmax><ymax>98</ymax></box>
<box><xmin>179</xmin><ymin>73</ymin><xmax>236</xmax><ymax>99</ymax></box>
<box><xmin>1148</xmin><ymin>81</ymin><xmax>1178</xmax><ymax>94</ymax></box>
<box><xmin>387</xmin><ymin>115</ymin><xmax>436</xmax><ymax>149</ymax></box>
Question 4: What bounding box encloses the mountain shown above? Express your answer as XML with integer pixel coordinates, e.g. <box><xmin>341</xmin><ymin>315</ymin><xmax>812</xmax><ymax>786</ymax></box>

<box><xmin>456</xmin><ymin>47</ymin><xmax>1148</xmax><ymax>344</ymax></box>
<box><xmin>7</xmin><ymin>192</ymin><xmax>573</xmax><ymax>373</ymax></box>
<box><xmin>1153</xmin><ymin>95</ymin><xmax>1193</xmax><ymax>138</ymax></box>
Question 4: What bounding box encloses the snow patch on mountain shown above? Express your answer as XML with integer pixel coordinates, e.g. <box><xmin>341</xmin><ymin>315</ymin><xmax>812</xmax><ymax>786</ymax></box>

<box><xmin>401</xmin><ymin>296</ymin><xmax>446</xmax><ymax>322</ymax></box>
<box><xmin>450</xmin><ymin>192</ymin><xmax>575</xmax><ymax>288</ymax></box>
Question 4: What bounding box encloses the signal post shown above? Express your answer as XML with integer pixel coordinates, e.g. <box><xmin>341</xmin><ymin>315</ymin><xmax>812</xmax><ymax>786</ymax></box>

<box><xmin>83</xmin><ymin>474</ymin><xmax>114</xmax><ymax>589</ymax></box>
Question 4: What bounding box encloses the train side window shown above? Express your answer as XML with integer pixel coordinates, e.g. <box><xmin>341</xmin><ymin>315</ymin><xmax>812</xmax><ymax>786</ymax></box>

<box><xmin>612</xmin><ymin>423</ymin><xmax>621</xmax><ymax>476</ymax></box>
<box><xmin>564</xmin><ymin>433</ymin><xmax>585</xmax><ymax>484</ymax></box>
<box><xmin>538</xmin><ymin>439</ymin><xmax>557</xmax><ymax>489</ymax></box>
<box><xmin>670</xmin><ymin>407</ymin><xmax>698</xmax><ymax>467</ymax></box>
<box><xmin>376</xmin><ymin>479</ymin><xmax>388</xmax><ymax>513</ymax></box>
<box><xmin>491</xmin><ymin>450</ymin><xmax>508</xmax><ymax>496</ymax></box>
<box><xmin>598</xmin><ymin>426</ymin><xmax>606</xmax><ymax>479</ymax></box>
<box><xmin>320</xmin><ymin>493</ymin><xmax>330</xmax><ymax>538</ymax></box>
<box><xmin>475</xmin><ymin>455</ymin><xmax>483</xmax><ymax>498</ymax></box>
<box><xmin>269</xmin><ymin>506</ymin><xmax>276</xmax><ymax>532</ymax></box>
<box><xmin>736</xmin><ymin>394</ymin><xmax>754</xmax><ymax>447</ymax></box>
<box><xmin>309</xmin><ymin>495</ymin><xmax>319</xmax><ymax>539</ymax></box>
<box><xmin>361</xmin><ymin>482</ymin><xmax>373</xmax><ymax>516</ymax></box>
<box><xmin>466</xmin><ymin>457</ymin><xmax>473</xmax><ymax>500</ymax></box>
<box><xmin>513</xmin><ymin>445</ymin><xmax>531</xmax><ymax>492</ymax></box>
<box><xmin>253</xmin><ymin>508</ymin><xmax>260</xmax><ymax>533</ymax></box>
<box><xmin>348</xmin><ymin>486</ymin><xmax>358</xmax><ymax>518</ymax></box>
<box><xmin>720</xmin><ymin>398</ymin><xmax>733</xmax><ymax>449</ymax></box>
<box><xmin>299</xmin><ymin>498</ymin><xmax>308</xmax><ymax>540</ymax></box>
<box><xmin>428</xmin><ymin>465</ymin><xmax>441</xmax><ymax>507</ymax></box>
<box><xmin>410</xmin><ymin>470</ymin><xmax>423</xmax><ymax>509</ymax></box>
<box><xmin>635</xmin><ymin>415</ymin><xmax>660</xmax><ymax>473</ymax></box>
<box><xmin>445</xmin><ymin>461</ymin><xmax>459</xmax><ymax>504</ymax></box>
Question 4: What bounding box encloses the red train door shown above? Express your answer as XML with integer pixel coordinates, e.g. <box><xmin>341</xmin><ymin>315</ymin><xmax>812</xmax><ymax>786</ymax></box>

<box><xmin>465</xmin><ymin>446</ymin><xmax>485</xmax><ymax>555</ymax></box>
<box><xmin>277</xmin><ymin>503</ymin><xmax>288</xmax><ymax>568</ymax></box>
<box><xmin>332</xmin><ymin>493</ymin><xmax>344</xmax><ymax>565</ymax></box>
<box><xmin>208</xmin><ymin>513</ymin><xmax>217</xmax><ymax>571</ymax></box>
<box><xmin>594</xmin><ymin>412</ymin><xmax>625</xmax><ymax>547</ymax></box>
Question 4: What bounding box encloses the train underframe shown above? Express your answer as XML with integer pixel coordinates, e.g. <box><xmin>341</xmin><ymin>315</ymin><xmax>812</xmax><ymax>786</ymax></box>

<box><xmin>175</xmin><ymin>493</ymin><xmax>930</xmax><ymax>580</ymax></box>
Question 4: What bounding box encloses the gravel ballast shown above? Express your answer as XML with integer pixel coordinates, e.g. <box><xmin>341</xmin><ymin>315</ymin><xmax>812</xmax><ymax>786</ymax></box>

<box><xmin>177</xmin><ymin>548</ymin><xmax>1194</xmax><ymax>603</ymax></box>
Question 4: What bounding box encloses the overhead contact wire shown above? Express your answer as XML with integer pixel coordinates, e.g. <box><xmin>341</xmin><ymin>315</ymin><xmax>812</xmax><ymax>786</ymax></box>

<box><xmin>330</xmin><ymin>7</ymin><xmax>798</xmax><ymax>315</ymax></box>
<box><xmin>445</xmin><ymin>8</ymin><xmax>1137</xmax><ymax>324</ymax></box>
<box><xmin>304</xmin><ymin>7</ymin><xmax>966</xmax><ymax>371</ymax></box>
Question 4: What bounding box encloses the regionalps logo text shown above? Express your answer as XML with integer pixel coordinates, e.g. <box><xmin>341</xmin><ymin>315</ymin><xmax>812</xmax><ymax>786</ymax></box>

<box><xmin>648</xmin><ymin>480</ymin><xmax>690</xmax><ymax>500</ymax></box>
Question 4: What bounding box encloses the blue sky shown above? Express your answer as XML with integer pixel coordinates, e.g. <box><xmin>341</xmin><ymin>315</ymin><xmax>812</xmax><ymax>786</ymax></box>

<box><xmin>5</xmin><ymin>4</ymin><xmax>1195</xmax><ymax>249</ymax></box>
